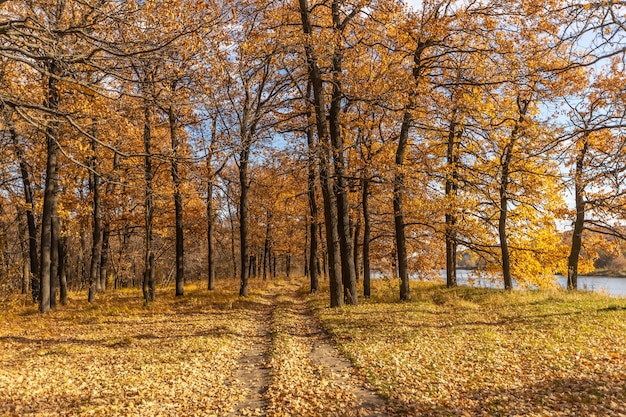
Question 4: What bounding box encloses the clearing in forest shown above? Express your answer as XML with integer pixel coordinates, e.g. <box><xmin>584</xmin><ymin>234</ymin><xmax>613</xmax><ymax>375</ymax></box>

<box><xmin>0</xmin><ymin>279</ymin><xmax>389</xmax><ymax>417</ymax></box>
<box><xmin>310</xmin><ymin>280</ymin><xmax>626</xmax><ymax>416</ymax></box>
<box><xmin>1</xmin><ymin>278</ymin><xmax>625</xmax><ymax>416</ymax></box>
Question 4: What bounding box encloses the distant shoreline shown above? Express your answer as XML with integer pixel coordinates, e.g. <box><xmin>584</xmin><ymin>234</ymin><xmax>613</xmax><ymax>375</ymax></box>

<box><xmin>458</xmin><ymin>267</ymin><xmax>626</xmax><ymax>279</ymax></box>
<box><xmin>580</xmin><ymin>269</ymin><xmax>626</xmax><ymax>278</ymax></box>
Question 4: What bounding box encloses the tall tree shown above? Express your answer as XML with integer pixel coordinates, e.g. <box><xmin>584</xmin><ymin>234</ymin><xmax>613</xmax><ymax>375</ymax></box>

<box><xmin>2</xmin><ymin>107</ymin><xmax>40</xmax><ymax>301</ymax></box>
<box><xmin>142</xmin><ymin>99</ymin><xmax>156</xmax><ymax>303</ymax></box>
<box><xmin>305</xmin><ymin>83</ymin><xmax>319</xmax><ymax>293</ymax></box>
<box><xmin>88</xmin><ymin>121</ymin><xmax>102</xmax><ymax>302</ymax></box>
<box><xmin>565</xmin><ymin>67</ymin><xmax>626</xmax><ymax>289</ymax></box>
<box><xmin>217</xmin><ymin>0</ymin><xmax>289</xmax><ymax>296</ymax></box>
<box><xmin>298</xmin><ymin>0</ymin><xmax>343</xmax><ymax>307</ymax></box>
<box><xmin>328</xmin><ymin>0</ymin><xmax>358</xmax><ymax>305</ymax></box>
<box><xmin>168</xmin><ymin>87</ymin><xmax>185</xmax><ymax>297</ymax></box>
<box><xmin>393</xmin><ymin>19</ymin><xmax>437</xmax><ymax>300</ymax></box>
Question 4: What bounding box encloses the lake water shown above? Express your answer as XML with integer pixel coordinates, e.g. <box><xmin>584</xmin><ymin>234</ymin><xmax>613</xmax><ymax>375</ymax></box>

<box><xmin>446</xmin><ymin>269</ymin><xmax>626</xmax><ymax>298</ymax></box>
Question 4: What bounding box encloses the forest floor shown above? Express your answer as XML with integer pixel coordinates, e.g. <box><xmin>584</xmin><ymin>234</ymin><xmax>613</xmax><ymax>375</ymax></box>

<box><xmin>0</xmin><ymin>279</ymin><xmax>388</xmax><ymax>417</ymax></box>
<box><xmin>0</xmin><ymin>278</ymin><xmax>625</xmax><ymax>416</ymax></box>
<box><xmin>309</xmin><ymin>280</ymin><xmax>626</xmax><ymax>416</ymax></box>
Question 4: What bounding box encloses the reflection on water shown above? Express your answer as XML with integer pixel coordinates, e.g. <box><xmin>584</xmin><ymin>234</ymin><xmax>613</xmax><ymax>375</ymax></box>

<box><xmin>441</xmin><ymin>270</ymin><xmax>626</xmax><ymax>298</ymax></box>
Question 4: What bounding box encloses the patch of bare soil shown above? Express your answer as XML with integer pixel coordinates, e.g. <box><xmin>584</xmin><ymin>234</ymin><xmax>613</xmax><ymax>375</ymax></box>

<box><xmin>228</xmin><ymin>297</ymin><xmax>274</xmax><ymax>417</ymax></box>
<box><xmin>293</xmin><ymin>296</ymin><xmax>388</xmax><ymax>416</ymax></box>
<box><xmin>264</xmin><ymin>282</ymin><xmax>391</xmax><ymax>417</ymax></box>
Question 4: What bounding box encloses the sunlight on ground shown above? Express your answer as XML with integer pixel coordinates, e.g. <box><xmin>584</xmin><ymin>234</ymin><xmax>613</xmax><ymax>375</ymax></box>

<box><xmin>309</xmin><ymin>280</ymin><xmax>626</xmax><ymax>416</ymax></box>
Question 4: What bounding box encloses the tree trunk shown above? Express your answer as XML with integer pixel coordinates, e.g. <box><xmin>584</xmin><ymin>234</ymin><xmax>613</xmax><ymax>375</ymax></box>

<box><xmin>88</xmin><ymin>132</ymin><xmax>101</xmax><ymax>303</ymax></box>
<box><xmin>309</xmin><ymin>213</ymin><xmax>318</xmax><ymax>292</ymax></box>
<box><xmin>305</xmin><ymin>84</ymin><xmax>319</xmax><ymax>293</ymax></box>
<box><xmin>143</xmin><ymin>104</ymin><xmax>155</xmax><ymax>303</ymax></box>
<box><xmin>228</xmin><ymin>201</ymin><xmax>237</xmax><ymax>278</ymax></box>
<box><xmin>362</xmin><ymin>177</ymin><xmax>371</xmax><ymax>298</ymax></box>
<box><xmin>499</xmin><ymin>148</ymin><xmax>513</xmax><ymax>291</ymax></box>
<box><xmin>169</xmin><ymin>104</ymin><xmax>185</xmax><ymax>297</ymax></box>
<box><xmin>304</xmin><ymin>222</ymin><xmax>309</xmax><ymax>277</ymax></box>
<box><xmin>59</xmin><ymin>236</ymin><xmax>68</xmax><ymax>305</ymax></box>
<box><xmin>207</xmin><ymin>179</ymin><xmax>216</xmax><ymax>290</ymax></box>
<box><xmin>0</xmin><ymin>226</ymin><xmax>5</xmax><ymax>281</ymax></box>
<box><xmin>273</xmin><ymin>252</ymin><xmax>277</xmax><ymax>279</ymax></box>
<box><xmin>353</xmin><ymin>217</ymin><xmax>360</xmax><ymax>282</ymax></box>
<box><xmin>317</xmin><ymin>216</ymin><xmax>324</xmax><ymax>280</ymax></box>
<box><xmin>39</xmin><ymin>61</ymin><xmax>60</xmax><ymax>313</ymax></box>
<box><xmin>322</xmin><ymin>247</ymin><xmax>328</xmax><ymax>280</ymax></box>
<box><xmin>7</xmin><ymin>110</ymin><xmax>40</xmax><ymax>302</ymax></box>
<box><xmin>205</xmin><ymin>117</ymin><xmax>217</xmax><ymax>290</ymax></box>
<box><xmin>101</xmin><ymin>152</ymin><xmax>120</xmax><ymax>292</ymax></box>
<box><xmin>17</xmin><ymin>210</ymin><xmax>29</xmax><ymax>295</ymax></box>
<box><xmin>499</xmin><ymin>98</ymin><xmax>528</xmax><ymax>290</ymax></box>
<box><xmin>298</xmin><ymin>0</ymin><xmax>343</xmax><ymax>307</ymax></box>
<box><xmin>50</xmin><ymin>212</ymin><xmax>59</xmax><ymax>309</ymax></box>
<box><xmin>263</xmin><ymin>214</ymin><xmax>271</xmax><ymax>281</ymax></box>
<box><xmin>79</xmin><ymin>220</ymin><xmax>87</xmax><ymax>287</ymax></box>
<box><xmin>567</xmin><ymin>139</ymin><xmax>587</xmax><ymax>290</ymax></box>
<box><xmin>329</xmin><ymin>0</ymin><xmax>357</xmax><ymax>305</ymax></box>
<box><xmin>239</xmin><ymin>145</ymin><xmax>251</xmax><ymax>296</ymax></box>
<box><xmin>100</xmin><ymin>222</ymin><xmax>110</xmax><ymax>291</ymax></box>
<box><xmin>445</xmin><ymin>116</ymin><xmax>459</xmax><ymax>288</ymax></box>
<box><xmin>394</xmin><ymin>42</ymin><xmax>428</xmax><ymax>302</ymax></box>
<box><xmin>395</xmin><ymin>108</ymin><xmax>411</xmax><ymax>301</ymax></box>
<box><xmin>22</xmin><ymin>248</ymin><xmax>30</xmax><ymax>295</ymax></box>
<box><xmin>247</xmin><ymin>254</ymin><xmax>254</xmax><ymax>281</ymax></box>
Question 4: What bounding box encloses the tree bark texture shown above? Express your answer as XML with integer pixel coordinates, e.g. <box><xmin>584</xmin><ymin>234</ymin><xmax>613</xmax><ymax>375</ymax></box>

<box><xmin>499</xmin><ymin>98</ymin><xmax>529</xmax><ymax>290</ymax></box>
<box><xmin>263</xmin><ymin>213</ymin><xmax>271</xmax><ymax>281</ymax></box>
<box><xmin>100</xmin><ymin>222</ymin><xmax>110</xmax><ymax>291</ymax></box>
<box><xmin>445</xmin><ymin>116</ymin><xmax>460</xmax><ymax>288</ymax></box>
<box><xmin>499</xmin><ymin>143</ymin><xmax>514</xmax><ymax>291</ymax></box>
<box><xmin>8</xmin><ymin>118</ymin><xmax>40</xmax><ymax>301</ymax></box>
<box><xmin>228</xmin><ymin>201</ymin><xmax>237</xmax><ymax>278</ymax></box>
<box><xmin>239</xmin><ymin>144</ymin><xmax>251</xmax><ymax>296</ymax></box>
<box><xmin>39</xmin><ymin>61</ymin><xmax>60</xmax><ymax>313</ymax></box>
<box><xmin>100</xmin><ymin>152</ymin><xmax>119</xmax><ymax>291</ymax></box>
<box><xmin>143</xmin><ymin>104</ymin><xmax>155</xmax><ymax>303</ymax></box>
<box><xmin>58</xmin><ymin>236</ymin><xmax>68</xmax><ymax>305</ymax></box>
<box><xmin>362</xmin><ymin>177</ymin><xmax>371</xmax><ymax>298</ymax></box>
<box><xmin>305</xmin><ymin>83</ymin><xmax>319</xmax><ymax>293</ymax></box>
<box><xmin>207</xmin><ymin>179</ymin><xmax>216</xmax><ymax>289</ymax></box>
<box><xmin>50</xmin><ymin>211</ymin><xmax>59</xmax><ymax>309</ymax></box>
<box><xmin>330</xmin><ymin>0</ymin><xmax>357</xmax><ymax>305</ymax></box>
<box><xmin>353</xmin><ymin>217</ymin><xmax>360</xmax><ymax>282</ymax></box>
<box><xmin>298</xmin><ymin>0</ymin><xmax>343</xmax><ymax>307</ymax></box>
<box><xmin>567</xmin><ymin>139</ymin><xmax>588</xmax><ymax>290</ymax></box>
<box><xmin>394</xmin><ymin>41</ymin><xmax>428</xmax><ymax>301</ymax></box>
<box><xmin>88</xmin><ymin>132</ymin><xmax>101</xmax><ymax>303</ymax></box>
<box><xmin>395</xmin><ymin>108</ymin><xmax>411</xmax><ymax>301</ymax></box>
<box><xmin>169</xmin><ymin>104</ymin><xmax>185</xmax><ymax>297</ymax></box>
<box><xmin>17</xmin><ymin>212</ymin><xmax>29</xmax><ymax>295</ymax></box>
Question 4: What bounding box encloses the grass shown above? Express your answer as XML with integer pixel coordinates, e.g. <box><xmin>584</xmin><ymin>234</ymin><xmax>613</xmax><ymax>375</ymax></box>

<box><xmin>308</xmin><ymin>280</ymin><xmax>626</xmax><ymax>416</ymax></box>
<box><xmin>2</xmin><ymin>277</ymin><xmax>625</xmax><ymax>416</ymax></box>
<box><xmin>0</xmin><ymin>279</ymin><xmax>269</xmax><ymax>417</ymax></box>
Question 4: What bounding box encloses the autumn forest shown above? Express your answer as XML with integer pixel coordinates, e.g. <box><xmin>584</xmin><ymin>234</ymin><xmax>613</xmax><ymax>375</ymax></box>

<box><xmin>0</xmin><ymin>0</ymin><xmax>625</xmax><ymax>308</ymax></box>
<box><xmin>0</xmin><ymin>0</ymin><xmax>626</xmax><ymax>415</ymax></box>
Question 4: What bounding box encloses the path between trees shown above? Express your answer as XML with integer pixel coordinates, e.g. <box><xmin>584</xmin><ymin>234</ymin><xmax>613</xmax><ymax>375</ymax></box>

<box><xmin>230</xmin><ymin>282</ymin><xmax>390</xmax><ymax>417</ymax></box>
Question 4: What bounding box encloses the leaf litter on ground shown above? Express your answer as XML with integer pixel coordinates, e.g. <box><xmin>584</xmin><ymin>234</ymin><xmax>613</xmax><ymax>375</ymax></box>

<box><xmin>308</xmin><ymin>280</ymin><xmax>626</xmax><ymax>416</ymax></box>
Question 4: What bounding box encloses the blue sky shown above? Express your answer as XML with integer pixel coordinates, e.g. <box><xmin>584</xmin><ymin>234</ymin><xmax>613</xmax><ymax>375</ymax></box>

<box><xmin>405</xmin><ymin>0</ymin><xmax>420</xmax><ymax>9</ymax></box>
